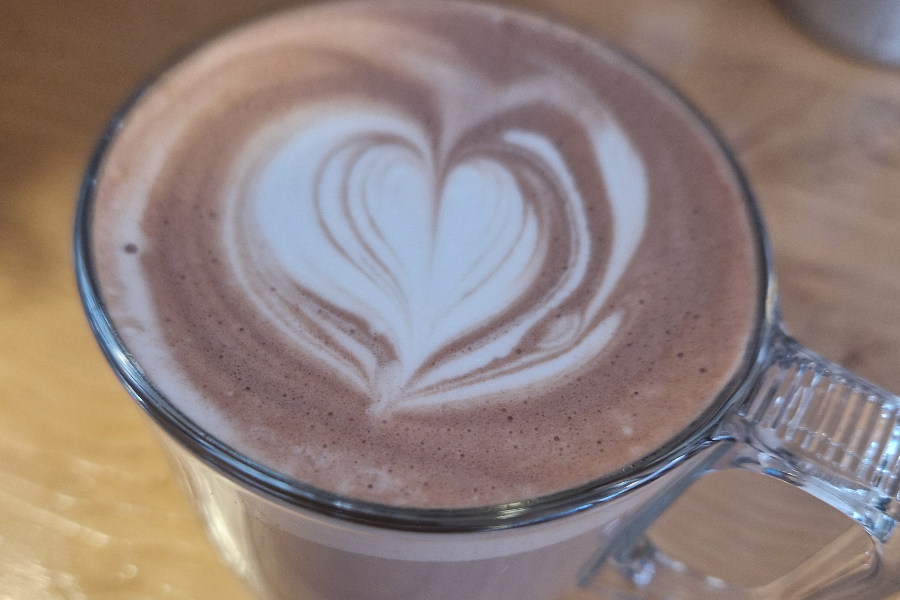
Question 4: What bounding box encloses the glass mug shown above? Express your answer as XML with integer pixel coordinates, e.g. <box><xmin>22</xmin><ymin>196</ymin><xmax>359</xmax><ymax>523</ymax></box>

<box><xmin>74</xmin><ymin>4</ymin><xmax>900</xmax><ymax>600</ymax></box>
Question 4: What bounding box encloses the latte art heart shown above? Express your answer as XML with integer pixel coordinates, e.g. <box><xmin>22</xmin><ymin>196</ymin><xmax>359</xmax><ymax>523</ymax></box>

<box><xmin>224</xmin><ymin>95</ymin><xmax>647</xmax><ymax>412</ymax></box>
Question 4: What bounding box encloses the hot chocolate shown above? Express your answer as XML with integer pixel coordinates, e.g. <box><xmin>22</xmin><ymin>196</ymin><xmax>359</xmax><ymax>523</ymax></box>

<box><xmin>90</xmin><ymin>0</ymin><xmax>760</xmax><ymax>508</ymax></box>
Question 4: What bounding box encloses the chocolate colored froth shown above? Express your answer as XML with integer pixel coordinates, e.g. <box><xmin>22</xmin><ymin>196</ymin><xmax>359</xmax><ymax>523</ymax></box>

<box><xmin>91</xmin><ymin>1</ymin><xmax>760</xmax><ymax>507</ymax></box>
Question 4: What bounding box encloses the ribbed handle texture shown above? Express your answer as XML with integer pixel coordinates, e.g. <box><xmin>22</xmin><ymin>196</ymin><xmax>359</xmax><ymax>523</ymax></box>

<box><xmin>737</xmin><ymin>331</ymin><xmax>900</xmax><ymax>538</ymax></box>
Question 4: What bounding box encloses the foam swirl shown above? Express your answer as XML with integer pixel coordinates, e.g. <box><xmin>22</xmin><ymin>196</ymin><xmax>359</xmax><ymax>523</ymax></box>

<box><xmin>219</xmin><ymin>25</ymin><xmax>648</xmax><ymax>412</ymax></box>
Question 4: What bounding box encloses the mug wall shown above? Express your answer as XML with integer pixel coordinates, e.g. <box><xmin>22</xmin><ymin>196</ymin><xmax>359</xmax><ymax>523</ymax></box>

<box><xmin>147</xmin><ymin>414</ymin><xmax>673</xmax><ymax>600</ymax></box>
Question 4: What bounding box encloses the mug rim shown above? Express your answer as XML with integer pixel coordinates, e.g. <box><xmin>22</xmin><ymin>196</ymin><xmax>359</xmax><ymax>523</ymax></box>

<box><xmin>73</xmin><ymin>0</ymin><xmax>777</xmax><ymax>533</ymax></box>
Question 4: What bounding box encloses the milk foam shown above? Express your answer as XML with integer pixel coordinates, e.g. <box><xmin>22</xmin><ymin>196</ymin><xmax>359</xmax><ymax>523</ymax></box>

<box><xmin>91</xmin><ymin>0</ymin><xmax>759</xmax><ymax>507</ymax></box>
<box><xmin>223</xmin><ymin>85</ymin><xmax>646</xmax><ymax>411</ymax></box>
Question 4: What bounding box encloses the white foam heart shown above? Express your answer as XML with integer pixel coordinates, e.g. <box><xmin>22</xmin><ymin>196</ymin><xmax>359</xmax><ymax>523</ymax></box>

<box><xmin>223</xmin><ymin>101</ymin><xmax>647</xmax><ymax>412</ymax></box>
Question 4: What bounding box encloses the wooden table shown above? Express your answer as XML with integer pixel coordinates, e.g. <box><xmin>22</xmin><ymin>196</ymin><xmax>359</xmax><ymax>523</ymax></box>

<box><xmin>2</xmin><ymin>0</ymin><xmax>899</xmax><ymax>597</ymax></box>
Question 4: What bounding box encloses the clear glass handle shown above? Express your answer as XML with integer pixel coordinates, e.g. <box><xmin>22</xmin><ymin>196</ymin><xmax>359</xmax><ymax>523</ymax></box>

<box><xmin>584</xmin><ymin>327</ymin><xmax>900</xmax><ymax>599</ymax></box>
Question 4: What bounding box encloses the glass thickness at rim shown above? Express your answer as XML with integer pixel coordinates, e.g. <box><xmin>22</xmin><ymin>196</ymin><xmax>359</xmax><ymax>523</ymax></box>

<box><xmin>73</xmin><ymin>0</ymin><xmax>775</xmax><ymax>534</ymax></box>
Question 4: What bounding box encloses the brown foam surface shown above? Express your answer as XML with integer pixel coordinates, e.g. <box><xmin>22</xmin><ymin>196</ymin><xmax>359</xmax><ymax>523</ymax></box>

<box><xmin>91</xmin><ymin>0</ymin><xmax>761</xmax><ymax>508</ymax></box>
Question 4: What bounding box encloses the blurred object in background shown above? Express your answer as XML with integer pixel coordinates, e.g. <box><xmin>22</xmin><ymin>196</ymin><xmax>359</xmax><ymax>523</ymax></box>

<box><xmin>778</xmin><ymin>0</ymin><xmax>900</xmax><ymax>66</ymax></box>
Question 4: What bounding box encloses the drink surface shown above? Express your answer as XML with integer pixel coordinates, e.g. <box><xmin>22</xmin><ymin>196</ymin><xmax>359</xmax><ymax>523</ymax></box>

<box><xmin>91</xmin><ymin>0</ymin><xmax>760</xmax><ymax>508</ymax></box>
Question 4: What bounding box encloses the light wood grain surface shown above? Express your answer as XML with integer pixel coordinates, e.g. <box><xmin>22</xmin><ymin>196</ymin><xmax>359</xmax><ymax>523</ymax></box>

<box><xmin>2</xmin><ymin>0</ymin><xmax>899</xmax><ymax>598</ymax></box>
